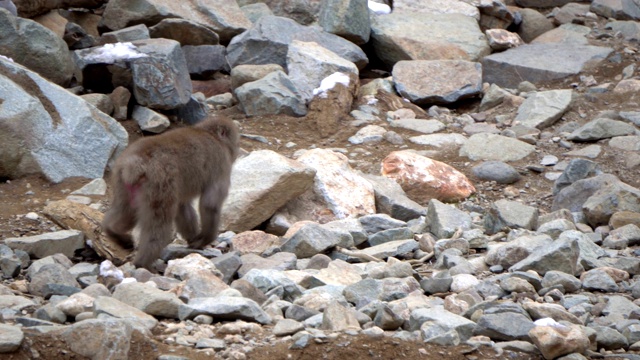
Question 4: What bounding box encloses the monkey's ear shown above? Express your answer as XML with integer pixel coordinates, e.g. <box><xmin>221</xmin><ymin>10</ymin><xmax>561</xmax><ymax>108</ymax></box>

<box><xmin>217</xmin><ymin>125</ymin><xmax>228</xmax><ymax>138</ymax></box>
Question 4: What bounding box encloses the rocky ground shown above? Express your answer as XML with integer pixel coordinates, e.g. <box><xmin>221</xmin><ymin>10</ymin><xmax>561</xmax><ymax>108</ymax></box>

<box><xmin>3</xmin><ymin>0</ymin><xmax>640</xmax><ymax>359</ymax></box>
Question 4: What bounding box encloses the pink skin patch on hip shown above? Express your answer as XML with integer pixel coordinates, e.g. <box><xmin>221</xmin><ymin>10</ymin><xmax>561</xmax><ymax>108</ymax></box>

<box><xmin>125</xmin><ymin>182</ymin><xmax>142</xmax><ymax>207</ymax></box>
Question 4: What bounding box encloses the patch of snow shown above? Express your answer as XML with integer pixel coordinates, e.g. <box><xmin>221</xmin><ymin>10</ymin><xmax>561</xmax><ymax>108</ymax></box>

<box><xmin>0</xmin><ymin>55</ymin><xmax>14</xmax><ymax>62</ymax></box>
<box><xmin>368</xmin><ymin>0</ymin><xmax>391</xmax><ymax>15</ymax></box>
<box><xmin>312</xmin><ymin>72</ymin><xmax>351</xmax><ymax>98</ymax></box>
<box><xmin>85</xmin><ymin>42</ymin><xmax>148</xmax><ymax>64</ymax></box>
<box><xmin>534</xmin><ymin>317</ymin><xmax>567</xmax><ymax>329</ymax></box>
<box><xmin>99</xmin><ymin>260</ymin><xmax>124</xmax><ymax>281</ymax></box>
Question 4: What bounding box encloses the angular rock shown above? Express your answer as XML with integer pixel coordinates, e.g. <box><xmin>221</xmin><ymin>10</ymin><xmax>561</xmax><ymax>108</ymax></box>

<box><xmin>591</xmin><ymin>0</ymin><xmax>640</xmax><ymax>20</ymax></box>
<box><xmin>486</xmin><ymin>29</ymin><xmax>523</xmax><ymax>51</ymax></box>
<box><xmin>426</xmin><ymin>199</ymin><xmax>472</xmax><ymax>239</ymax></box>
<box><xmin>221</xmin><ymin>150</ymin><xmax>316</xmax><ymax>232</ymax></box>
<box><xmin>227</xmin><ymin>15</ymin><xmax>368</xmax><ymax>70</ymax></box>
<box><xmin>0</xmin><ymin>323</ymin><xmax>23</xmax><ymax>353</ymax></box>
<box><xmin>460</xmin><ymin>134</ymin><xmax>535</xmax><ymax>162</ymax></box>
<box><xmin>131</xmin><ymin>105</ymin><xmax>170</xmax><ymax>133</ymax></box>
<box><xmin>485</xmin><ymin>235</ymin><xmax>552</xmax><ymax>269</ymax></box>
<box><xmin>361</xmin><ymin>174</ymin><xmax>426</xmax><ymax>222</ymax></box>
<box><xmin>0</xmin><ymin>58</ymin><xmax>127</xmax><ymax>182</ymax></box>
<box><xmin>514</xmin><ymin>89</ymin><xmax>573</xmax><ymax>130</ymax></box>
<box><xmin>113</xmin><ymin>282</ymin><xmax>183</xmax><ymax>319</ymax></box>
<box><xmin>482</xmin><ymin>43</ymin><xmax>613</xmax><ymax>89</ymax></box>
<box><xmin>0</xmin><ymin>9</ymin><xmax>74</xmax><ymax>86</ymax></box>
<box><xmin>281</xmin><ymin>222</ymin><xmax>345</xmax><ymax>258</ymax></box>
<box><xmin>582</xmin><ymin>180</ymin><xmax>640</xmax><ymax>227</ymax></box>
<box><xmin>102</xmin><ymin>0</ymin><xmax>251</xmax><ymax>42</ymax></box>
<box><xmin>28</xmin><ymin>263</ymin><xmax>81</xmax><ymax>298</ymax></box>
<box><xmin>484</xmin><ymin>200</ymin><xmax>538</xmax><ymax>234</ymax></box>
<box><xmin>148</xmin><ymin>18</ymin><xmax>220</xmax><ymax>46</ymax></box>
<box><xmin>319</xmin><ymin>0</ymin><xmax>370</xmax><ymax>44</ymax></box>
<box><xmin>392</xmin><ymin>60</ymin><xmax>482</xmax><ymax>105</ymax></box>
<box><xmin>410</xmin><ymin>307</ymin><xmax>476</xmax><ymax>342</ymax></box>
<box><xmin>182</xmin><ymin>45</ymin><xmax>229</xmax><ymax>76</ymax></box>
<box><xmin>182</xmin><ymin>296</ymin><xmax>271</xmax><ymax>324</ymax></box>
<box><xmin>529</xmin><ymin>321</ymin><xmax>590</xmax><ymax>360</ymax></box>
<box><xmin>381</xmin><ymin>150</ymin><xmax>475</xmax><ymax>204</ymax></box>
<box><xmin>370</xmin><ymin>11</ymin><xmax>490</xmax><ymax>66</ymax></box>
<box><xmin>5</xmin><ymin>230</ymin><xmax>84</xmax><ymax>259</ymax></box>
<box><xmin>567</xmin><ymin>118</ymin><xmax>637</xmax><ymax>142</ymax></box>
<box><xmin>93</xmin><ymin>296</ymin><xmax>158</xmax><ymax>330</ymax></box>
<box><xmin>552</xmin><ymin>158</ymin><xmax>602</xmax><ymax>196</ymax></box>
<box><xmin>321</xmin><ymin>300</ymin><xmax>360</xmax><ymax>331</ymax></box>
<box><xmin>129</xmin><ymin>39</ymin><xmax>192</xmax><ymax>110</ymax></box>
<box><xmin>510</xmin><ymin>237</ymin><xmax>580</xmax><ymax>276</ymax></box>
<box><xmin>474</xmin><ymin>312</ymin><xmax>535</xmax><ymax>341</ymax></box>
<box><xmin>307</xmin><ymin>72</ymin><xmax>358</xmax><ymax>138</ymax></box>
<box><xmin>59</xmin><ymin>319</ymin><xmax>148</xmax><ymax>359</ymax></box>
<box><xmin>287</xmin><ymin>40</ymin><xmax>359</xmax><ymax>103</ymax></box>
<box><xmin>235</xmin><ymin>70</ymin><xmax>306</xmax><ymax>116</ymax></box>
<box><xmin>276</xmin><ymin>149</ymin><xmax>375</xmax><ymax>224</ymax></box>
<box><xmin>341</xmin><ymin>239</ymin><xmax>419</xmax><ymax>262</ymax></box>
<box><xmin>552</xmin><ymin>174</ymin><xmax>619</xmax><ymax>213</ymax></box>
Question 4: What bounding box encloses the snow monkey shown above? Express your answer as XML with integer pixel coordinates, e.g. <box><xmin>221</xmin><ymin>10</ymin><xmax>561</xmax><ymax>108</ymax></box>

<box><xmin>102</xmin><ymin>115</ymin><xmax>240</xmax><ymax>270</ymax></box>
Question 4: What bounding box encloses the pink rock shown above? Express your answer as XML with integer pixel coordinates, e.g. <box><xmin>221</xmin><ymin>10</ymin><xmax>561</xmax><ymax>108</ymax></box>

<box><xmin>381</xmin><ymin>150</ymin><xmax>475</xmax><ymax>204</ymax></box>
<box><xmin>231</xmin><ymin>231</ymin><xmax>282</xmax><ymax>255</ymax></box>
<box><xmin>529</xmin><ymin>323</ymin><xmax>590</xmax><ymax>360</ymax></box>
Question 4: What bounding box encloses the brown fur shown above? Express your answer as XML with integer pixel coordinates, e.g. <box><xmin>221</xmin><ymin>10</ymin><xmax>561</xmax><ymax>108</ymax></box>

<box><xmin>102</xmin><ymin>116</ymin><xmax>240</xmax><ymax>270</ymax></box>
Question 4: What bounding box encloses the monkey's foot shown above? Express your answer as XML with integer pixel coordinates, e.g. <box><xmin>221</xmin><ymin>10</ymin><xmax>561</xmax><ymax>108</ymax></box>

<box><xmin>105</xmin><ymin>229</ymin><xmax>135</xmax><ymax>249</ymax></box>
<box><xmin>187</xmin><ymin>235</ymin><xmax>212</xmax><ymax>250</ymax></box>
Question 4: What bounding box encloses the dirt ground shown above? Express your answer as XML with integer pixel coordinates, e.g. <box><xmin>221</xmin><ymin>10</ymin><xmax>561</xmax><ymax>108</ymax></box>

<box><xmin>1</xmin><ymin>16</ymin><xmax>639</xmax><ymax>360</ymax></box>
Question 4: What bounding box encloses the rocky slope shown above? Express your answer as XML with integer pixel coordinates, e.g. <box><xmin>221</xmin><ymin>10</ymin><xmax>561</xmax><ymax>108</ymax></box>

<box><xmin>1</xmin><ymin>0</ymin><xmax>640</xmax><ymax>359</ymax></box>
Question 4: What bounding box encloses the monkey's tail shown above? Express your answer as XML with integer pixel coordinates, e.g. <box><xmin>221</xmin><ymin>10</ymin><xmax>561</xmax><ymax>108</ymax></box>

<box><xmin>118</xmin><ymin>154</ymin><xmax>147</xmax><ymax>185</ymax></box>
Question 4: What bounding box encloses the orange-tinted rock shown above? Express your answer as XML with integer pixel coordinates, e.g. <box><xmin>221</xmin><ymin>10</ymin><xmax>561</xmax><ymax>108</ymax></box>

<box><xmin>381</xmin><ymin>150</ymin><xmax>475</xmax><ymax>204</ymax></box>
<box><xmin>231</xmin><ymin>231</ymin><xmax>282</xmax><ymax>255</ymax></box>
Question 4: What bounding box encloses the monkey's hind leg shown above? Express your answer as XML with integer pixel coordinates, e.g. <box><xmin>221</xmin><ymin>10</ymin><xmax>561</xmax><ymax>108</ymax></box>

<box><xmin>102</xmin><ymin>178</ymin><xmax>137</xmax><ymax>249</ymax></box>
<box><xmin>188</xmin><ymin>185</ymin><xmax>225</xmax><ymax>249</ymax></box>
<box><xmin>133</xmin><ymin>191</ymin><xmax>178</xmax><ymax>271</ymax></box>
<box><xmin>176</xmin><ymin>202</ymin><xmax>199</xmax><ymax>243</ymax></box>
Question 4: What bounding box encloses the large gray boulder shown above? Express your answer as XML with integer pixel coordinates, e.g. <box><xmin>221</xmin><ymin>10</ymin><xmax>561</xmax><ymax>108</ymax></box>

<box><xmin>234</xmin><ymin>71</ymin><xmax>307</xmax><ymax>116</ymax></box>
<box><xmin>318</xmin><ymin>0</ymin><xmax>370</xmax><ymax>44</ymax></box>
<box><xmin>0</xmin><ymin>9</ymin><xmax>74</xmax><ymax>86</ymax></box>
<box><xmin>227</xmin><ymin>15</ymin><xmax>368</xmax><ymax>70</ymax></box>
<box><xmin>392</xmin><ymin>60</ymin><xmax>482</xmax><ymax>105</ymax></box>
<box><xmin>221</xmin><ymin>150</ymin><xmax>316</xmax><ymax>232</ymax></box>
<box><xmin>0</xmin><ymin>58</ymin><xmax>127</xmax><ymax>183</ymax></box>
<box><xmin>482</xmin><ymin>43</ymin><xmax>613</xmax><ymax>89</ymax></box>
<box><xmin>101</xmin><ymin>0</ymin><xmax>251</xmax><ymax>42</ymax></box>
<box><xmin>73</xmin><ymin>39</ymin><xmax>193</xmax><ymax>110</ymax></box>
<box><xmin>370</xmin><ymin>10</ymin><xmax>490</xmax><ymax>67</ymax></box>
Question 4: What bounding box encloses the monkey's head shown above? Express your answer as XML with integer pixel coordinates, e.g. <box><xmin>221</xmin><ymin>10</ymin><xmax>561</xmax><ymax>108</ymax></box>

<box><xmin>198</xmin><ymin>115</ymin><xmax>240</xmax><ymax>160</ymax></box>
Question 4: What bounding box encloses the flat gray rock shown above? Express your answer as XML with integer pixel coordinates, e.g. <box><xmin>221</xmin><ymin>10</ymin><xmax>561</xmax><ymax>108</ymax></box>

<box><xmin>182</xmin><ymin>296</ymin><xmax>272</xmax><ymax>325</ymax></box>
<box><xmin>227</xmin><ymin>15</ymin><xmax>368</xmax><ymax>70</ymax></box>
<box><xmin>0</xmin><ymin>324</ymin><xmax>23</xmax><ymax>353</ymax></box>
<box><xmin>370</xmin><ymin>11</ymin><xmax>490</xmax><ymax>67</ymax></box>
<box><xmin>459</xmin><ymin>134</ymin><xmax>535</xmax><ymax>162</ymax></box>
<box><xmin>5</xmin><ymin>230</ymin><xmax>84</xmax><ymax>259</ymax></box>
<box><xmin>393</xmin><ymin>60</ymin><xmax>482</xmax><ymax>105</ymax></box>
<box><xmin>471</xmin><ymin>161</ymin><xmax>521</xmax><ymax>184</ymax></box>
<box><xmin>567</xmin><ymin>118</ymin><xmax>637</xmax><ymax>141</ymax></box>
<box><xmin>591</xmin><ymin>0</ymin><xmax>640</xmax><ymax>20</ymax></box>
<box><xmin>390</xmin><ymin>119</ymin><xmax>446</xmax><ymax>134</ymax></box>
<box><xmin>482</xmin><ymin>43</ymin><xmax>612</xmax><ymax>89</ymax></box>
<box><xmin>514</xmin><ymin>89</ymin><xmax>573</xmax><ymax>129</ymax></box>
<box><xmin>102</xmin><ymin>0</ymin><xmax>251</xmax><ymax>42</ymax></box>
